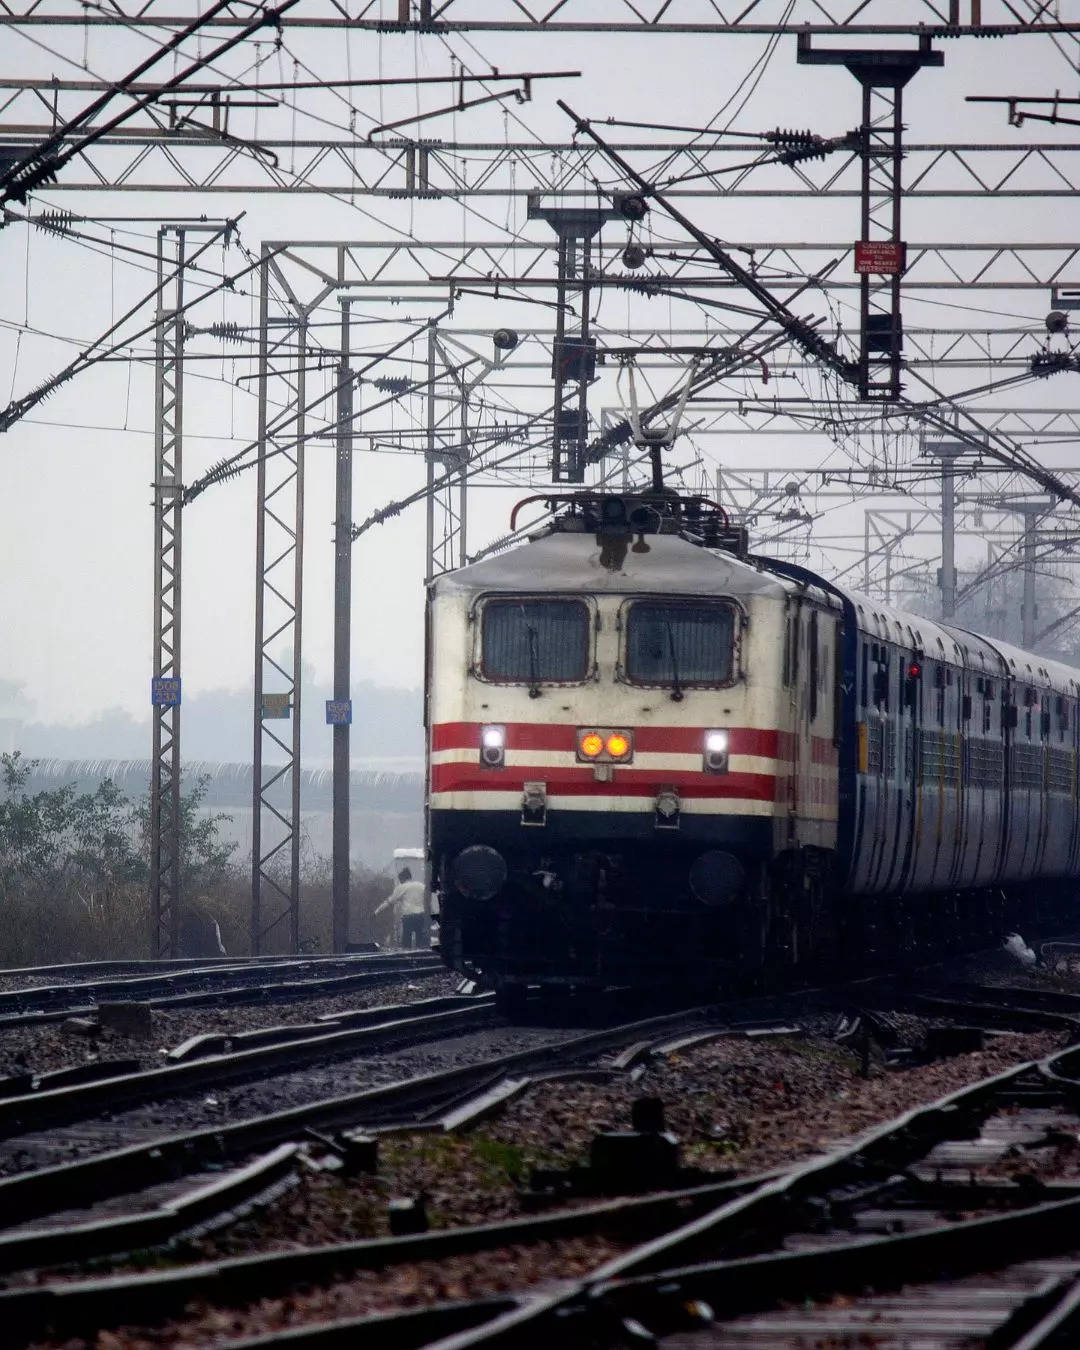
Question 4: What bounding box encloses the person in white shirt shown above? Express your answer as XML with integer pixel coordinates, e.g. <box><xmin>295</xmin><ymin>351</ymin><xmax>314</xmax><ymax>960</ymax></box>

<box><xmin>374</xmin><ymin>867</ymin><xmax>431</xmax><ymax>949</ymax></box>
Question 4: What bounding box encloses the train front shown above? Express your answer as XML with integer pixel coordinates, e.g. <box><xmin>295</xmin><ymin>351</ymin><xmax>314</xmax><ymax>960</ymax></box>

<box><xmin>426</xmin><ymin>499</ymin><xmax>789</xmax><ymax>997</ymax></box>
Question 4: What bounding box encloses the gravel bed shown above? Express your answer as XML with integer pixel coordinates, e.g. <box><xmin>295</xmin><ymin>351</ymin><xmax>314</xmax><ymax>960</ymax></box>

<box><xmin>12</xmin><ymin>942</ymin><xmax>1080</xmax><ymax>1348</ymax></box>
<box><xmin>16</xmin><ymin>1020</ymin><xmax>1070</xmax><ymax>1349</ymax></box>
<box><xmin>26</xmin><ymin>1238</ymin><xmax>620</xmax><ymax>1350</ymax></box>
<box><xmin>0</xmin><ymin>973</ymin><xmax>462</xmax><ymax>1079</ymax></box>
<box><xmin>0</xmin><ymin>1023</ymin><xmax>583</xmax><ymax>1178</ymax></box>
<box><xmin>483</xmin><ymin>1025</ymin><xmax>1068</xmax><ymax>1179</ymax></box>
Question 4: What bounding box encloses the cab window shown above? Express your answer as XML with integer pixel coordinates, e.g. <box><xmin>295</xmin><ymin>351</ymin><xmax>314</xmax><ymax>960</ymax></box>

<box><xmin>625</xmin><ymin>599</ymin><xmax>736</xmax><ymax>688</ymax></box>
<box><xmin>480</xmin><ymin>597</ymin><xmax>590</xmax><ymax>684</ymax></box>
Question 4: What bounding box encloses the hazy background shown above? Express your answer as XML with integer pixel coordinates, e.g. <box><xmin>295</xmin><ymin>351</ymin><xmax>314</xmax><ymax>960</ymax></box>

<box><xmin>1</xmin><ymin>8</ymin><xmax>1072</xmax><ymax>830</ymax></box>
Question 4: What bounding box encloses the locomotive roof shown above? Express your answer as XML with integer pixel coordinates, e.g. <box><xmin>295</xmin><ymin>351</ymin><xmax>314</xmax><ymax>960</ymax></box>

<box><xmin>434</xmin><ymin>528</ymin><xmax>1080</xmax><ymax>691</ymax></box>
<box><xmin>432</xmin><ymin>529</ymin><xmax>788</xmax><ymax>599</ymax></box>
<box><xmin>839</xmin><ymin>587</ymin><xmax>1080</xmax><ymax>693</ymax></box>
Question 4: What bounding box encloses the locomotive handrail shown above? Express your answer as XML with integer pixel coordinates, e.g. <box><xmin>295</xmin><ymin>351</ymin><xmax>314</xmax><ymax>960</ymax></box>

<box><xmin>508</xmin><ymin>491</ymin><xmax>731</xmax><ymax>534</ymax></box>
<box><xmin>509</xmin><ymin>493</ymin><xmax>582</xmax><ymax>531</ymax></box>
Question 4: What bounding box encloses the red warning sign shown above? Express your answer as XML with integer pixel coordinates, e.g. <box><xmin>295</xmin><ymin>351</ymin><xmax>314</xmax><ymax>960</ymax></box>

<box><xmin>854</xmin><ymin>241</ymin><xmax>907</xmax><ymax>276</ymax></box>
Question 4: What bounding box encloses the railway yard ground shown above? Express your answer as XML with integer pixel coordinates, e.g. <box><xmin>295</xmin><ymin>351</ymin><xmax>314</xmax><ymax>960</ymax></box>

<box><xmin>6</xmin><ymin>944</ymin><xmax>1080</xmax><ymax>1346</ymax></box>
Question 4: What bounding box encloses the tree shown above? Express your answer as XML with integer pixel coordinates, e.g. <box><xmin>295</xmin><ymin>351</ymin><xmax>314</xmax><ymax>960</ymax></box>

<box><xmin>0</xmin><ymin>752</ymin><xmax>237</xmax><ymax>962</ymax></box>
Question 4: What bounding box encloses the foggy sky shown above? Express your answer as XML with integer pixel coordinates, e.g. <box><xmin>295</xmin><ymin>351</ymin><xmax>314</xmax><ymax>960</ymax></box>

<box><xmin>0</xmin><ymin>11</ymin><xmax>1072</xmax><ymax>757</ymax></box>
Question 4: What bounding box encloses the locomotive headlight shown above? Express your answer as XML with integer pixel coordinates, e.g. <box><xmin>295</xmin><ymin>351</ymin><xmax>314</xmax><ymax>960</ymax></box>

<box><xmin>479</xmin><ymin>724</ymin><xmax>506</xmax><ymax>767</ymax></box>
<box><xmin>605</xmin><ymin>731</ymin><xmax>632</xmax><ymax>760</ymax></box>
<box><xmin>577</xmin><ymin>728</ymin><xmax>634</xmax><ymax>763</ymax></box>
<box><xmin>579</xmin><ymin>731</ymin><xmax>605</xmax><ymax>759</ymax></box>
<box><xmin>703</xmin><ymin>728</ymin><xmax>729</xmax><ymax>774</ymax></box>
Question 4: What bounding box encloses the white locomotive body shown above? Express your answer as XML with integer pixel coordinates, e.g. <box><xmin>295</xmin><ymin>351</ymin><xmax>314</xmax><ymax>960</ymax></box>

<box><xmin>426</xmin><ymin>494</ymin><xmax>1080</xmax><ymax>994</ymax></box>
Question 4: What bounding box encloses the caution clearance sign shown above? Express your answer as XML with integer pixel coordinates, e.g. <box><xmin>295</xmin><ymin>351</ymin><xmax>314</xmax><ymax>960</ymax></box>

<box><xmin>854</xmin><ymin>241</ymin><xmax>907</xmax><ymax>276</ymax></box>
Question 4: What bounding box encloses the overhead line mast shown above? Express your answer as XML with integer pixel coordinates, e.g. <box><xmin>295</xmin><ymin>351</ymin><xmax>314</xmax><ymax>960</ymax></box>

<box><xmin>556</xmin><ymin>100</ymin><xmax>1080</xmax><ymax>514</ymax></box>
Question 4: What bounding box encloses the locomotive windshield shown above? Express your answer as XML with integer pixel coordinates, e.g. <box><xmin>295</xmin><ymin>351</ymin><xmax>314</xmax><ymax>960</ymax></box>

<box><xmin>481</xmin><ymin>597</ymin><xmax>590</xmax><ymax>684</ymax></box>
<box><xmin>626</xmin><ymin>600</ymin><xmax>735</xmax><ymax>688</ymax></box>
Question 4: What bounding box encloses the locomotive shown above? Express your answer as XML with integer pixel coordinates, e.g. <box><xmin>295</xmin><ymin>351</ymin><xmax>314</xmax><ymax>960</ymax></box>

<box><xmin>426</xmin><ymin>491</ymin><xmax>1080</xmax><ymax>1002</ymax></box>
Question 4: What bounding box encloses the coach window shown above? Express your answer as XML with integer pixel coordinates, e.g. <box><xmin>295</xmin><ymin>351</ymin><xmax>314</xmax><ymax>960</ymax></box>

<box><xmin>479</xmin><ymin>596</ymin><xmax>591</xmax><ymax>687</ymax></box>
<box><xmin>624</xmin><ymin>598</ymin><xmax>738</xmax><ymax>691</ymax></box>
<box><xmin>872</xmin><ymin>647</ymin><xmax>889</xmax><ymax>710</ymax></box>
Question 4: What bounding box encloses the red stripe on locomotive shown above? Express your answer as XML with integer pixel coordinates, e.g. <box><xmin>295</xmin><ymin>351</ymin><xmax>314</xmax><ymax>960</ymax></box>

<box><xmin>430</xmin><ymin>763</ymin><xmax>780</xmax><ymax>801</ymax></box>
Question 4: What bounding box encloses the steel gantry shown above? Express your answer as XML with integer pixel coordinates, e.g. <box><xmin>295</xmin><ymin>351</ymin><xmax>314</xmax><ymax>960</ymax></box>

<box><xmin>148</xmin><ymin>217</ymin><xmax>241</xmax><ymax>956</ymax></box>
<box><xmin>0</xmin><ymin>1</ymin><xmax>1076</xmax><ymax>32</ymax></box>
<box><xmin>179</xmin><ymin>237</ymin><xmax>1080</xmax><ymax>296</ymax></box>
<box><xmin>5</xmin><ymin>130</ymin><xmax>1080</xmax><ymax>201</ymax></box>
<box><xmin>149</xmin><ymin>223</ymin><xmax>187</xmax><ymax>959</ymax></box>
<box><xmin>251</xmin><ymin>244</ymin><xmax>310</xmax><ymax>955</ymax></box>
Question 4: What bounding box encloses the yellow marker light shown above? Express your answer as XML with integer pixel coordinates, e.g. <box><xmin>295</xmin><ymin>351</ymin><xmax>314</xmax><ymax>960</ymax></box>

<box><xmin>580</xmin><ymin>731</ymin><xmax>604</xmax><ymax>758</ymax></box>
<box><xmin>606</xmin><ymin>732</ymin><xmax>631</xmax><ymax>759</ymax></box>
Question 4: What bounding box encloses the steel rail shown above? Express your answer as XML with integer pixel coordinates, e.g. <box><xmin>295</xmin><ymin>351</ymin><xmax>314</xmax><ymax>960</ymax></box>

<box><xmin>0</xmin><ymin>954</ymin><xmax>400</xmax><ymax>979</ymax></box>
<box><xmin>0</xmin><ymin>1143</ymin><xmax>300</xmax><ymax>1279</ymax></box>
<box><xmin>0</xmin><ymin>972</ymin><xmax>446</xmax><ymax>1030</ymax></box>
<box><xmin>407</xmin><ymin>1046</ymin><xmax>1078</xmax><ymax>1347</ymax></box>
<box><xmin>5</xmin><ymin>994</ymin><xmax>1076</xmax><ymax>1343</ymax></box>
<box><xmin>0</xmin><ymin>1168</ymin><xmax>787</xmax><ymax>1342</ymax></box>
<box><xmin>0</xmin><ymin>1006</ymin><xmax>721</xmax><ymax>1231</ymax></box>
<box><xmin>0</xmin><ymin>953</ymin><xmax>441</xmax><ymax>1022</ymax></box>
<box><xmin>0</xmin><ymin>1001</ymin><xmax>502</xmax><ymax>1138</ymax></box>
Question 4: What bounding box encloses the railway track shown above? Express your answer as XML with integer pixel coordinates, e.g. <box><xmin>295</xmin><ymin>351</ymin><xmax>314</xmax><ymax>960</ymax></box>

<box><xmin>3</xmin><ymin>962</ymin><xmax>1079</xmax><ymax>1345</ymax></box>
<box><xmin>0</xmin><ymin>1004</ymin><xmax>753</xmax><ymax>1282</ymax></box>
<box><xmin>0</xmin><ymin>961</ymin><xmax>1074</xmax><ymax>1339</ymax></box>
<box><xmin>0</xmin><ymin>993</ymin><xmax>500</xmax><ymax>1142</ymax></box>
<box><xmin>269</xmin><ymin>1033</ymin><xmax>1080</xmax><ymax>1349</ymax></box>
<box><xmin>0</xmin><ymin>951</ymin><xmax>442</xmax><ymax>1027</ymax></box>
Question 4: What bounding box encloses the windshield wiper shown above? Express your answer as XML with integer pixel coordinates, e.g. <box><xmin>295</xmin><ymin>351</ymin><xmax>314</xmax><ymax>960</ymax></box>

<box><xmin>526</xmin><ymin>625</ymin><xmax>542</xmax><ymax>699</ymax></box>
<box><xmin>665</xmin><ymin>622</ymin><xmax>684</xmax><ymax>702</ymax></box>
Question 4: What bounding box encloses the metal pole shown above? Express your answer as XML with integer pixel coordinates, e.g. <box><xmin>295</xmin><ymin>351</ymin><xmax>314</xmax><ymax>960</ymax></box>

<box><xmin>251</xmin><ymin>248</ymin><xmax>269</xmax><ymax>956</ymax></box>
<box><xmin>457</xmin><ymin>386</ymin><xmax>468</xmax><ymax>568</ymax></box>
<box><xmin>289</xmin><ymin>318</ymin><xmax>307</xmax><ymax>955</ymax></box>
<box><xmin>576</xmin><ymin>233</ymin><xmax>590</xmax><ymax>481</ymax></box>
<box><xmin>1022</xmin><ymin>511</ymin><xmax>1037</xmax><ymax>648</ymax></box>
<box><xmin>552</xmin><ymin>233</ymin><xmax>569</xmax><ymax>481</ymax></box>
<box><xmin>857</xmin><ymin>79</ymin><xmax>872</xmax><ymax>399</ymax></box>
<box><xmin>251</xmin><ymin>261</ymin><xmax>307</xmax><ymax>955</ymax></box>
<box><xmin>150</xmin><ymin>224</ymin><xmax>185</xmax><ymax>958</ymax></box>
<box><xmin>889</xmin><ymin>80</ymin><xmax>905</xmax><ymax>399</ymax></box>
<box><xmin>863</xmin><ymin>510</ymin><xmax>871</xmax><ymax>594</ymax></box>
<box><xmin>940</xmin><ymin>449</ymin><xmax>957</xmax><ymax>620</ymax></box>
<box><xmin>331</xmin><ymin>301</ymin><xmax>354</xmax><ymax>954</ymax></box>
<box><xmin>425</xmin><ymin>321</ymin><xmax>436</xmax><ymax>585</ymax></box>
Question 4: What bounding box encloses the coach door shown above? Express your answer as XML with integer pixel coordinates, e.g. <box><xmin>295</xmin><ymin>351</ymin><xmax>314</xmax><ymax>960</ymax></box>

<box><xmin>862</xmin><ymin>622</ymin><xmax>895</xmax><ymax>894</ymax></box>
<box><xmin>886</xmin><ymin>626</ymin><xmax>921</xmax><ymax>894</ymax></box>
<box><xmin>1069</xmin><ymin>683</ymin><xmax>1080</xmax><ymax>874</ymax></box>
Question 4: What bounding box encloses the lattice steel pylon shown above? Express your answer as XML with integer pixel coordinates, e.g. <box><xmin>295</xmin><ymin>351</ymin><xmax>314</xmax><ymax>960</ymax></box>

<box><xmin>251</xmin><ymin>246</ymin><xmax>307</xmax><ymax>955</ymax></box>
<box><xmin>149</xmin><ymin>225</ymin><xmax>187</xmax><ymax>957</ymax></box>
<box><xmin>798</xmin><ymin>33</ymin><xmax>943</xmax><ymax>402</ymax></box>
<box><xmin>424</xmin><ymin>325</ymin><xmax>472</xmax><ymax>581</ymax></box>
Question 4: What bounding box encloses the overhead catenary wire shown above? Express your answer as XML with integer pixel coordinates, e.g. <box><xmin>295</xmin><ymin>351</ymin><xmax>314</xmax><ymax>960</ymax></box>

<box><xmin>557</xmin><ymin>100</ymin><xmax>1080</xmax><ymax>516</ymax></box>
<box><xmin>0</xmin><ymin>217</ymin><xmax>247</xmax><ymax>433</ymax></box>
<box><xmin>0</xmin><ymin>0</ymin><xmax>302</xmax><ymax>206</ymax></box>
